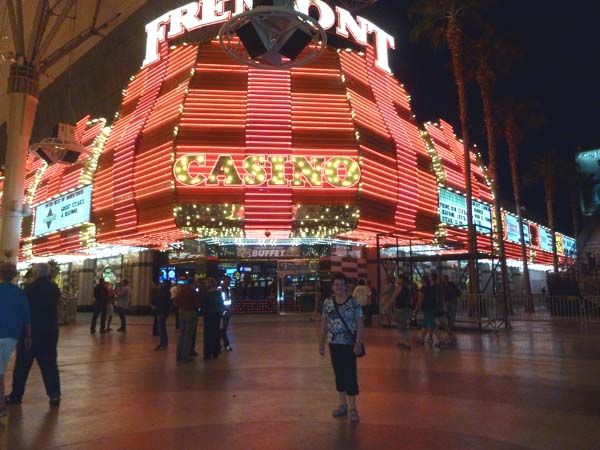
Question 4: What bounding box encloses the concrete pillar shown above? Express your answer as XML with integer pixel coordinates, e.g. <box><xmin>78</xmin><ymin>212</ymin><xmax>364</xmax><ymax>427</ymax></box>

<box><xmin>78</xmin><ymin>258</ymin><xmax>97</xmax><ymax>307</ymax></box>
<box><xmin>0</xmin><ymin>63</ymin><xmax>39</xmax><ymax>263</ymax></box>
<box><xmin>130</xmin><ymin>251</ymin><xmax>154</xmax><ymax>309</ymax></box>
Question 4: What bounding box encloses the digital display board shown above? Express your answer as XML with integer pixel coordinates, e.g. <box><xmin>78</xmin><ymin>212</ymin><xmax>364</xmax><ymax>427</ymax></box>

<box><xmin>562</xmin><ymin>235</ymin><xmax>577</xmax><ymax>258</ymax></box>
<box><xmin>439</xmin><ymin>188</ymin><xmax>492</xmax><ymax>234</ymax></box>
<box><xmin>505</xmin><ymin>213</ymin><xmax>530</xmax><ymax>245</ymax></box>
<box><xmin>539</xmin><ymin>227</ymin><xmax>553</xmax><ymax>252</ymax></box>
<box><xmin>33</xmin><ymin>186</ymin><xmax>92</xmax><ymax>237</ymax></box>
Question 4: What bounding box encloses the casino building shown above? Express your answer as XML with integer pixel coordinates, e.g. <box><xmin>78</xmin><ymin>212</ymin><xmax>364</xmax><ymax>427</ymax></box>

<box><xmin>0</xmin><ymin>1</ymin><xmax>575</xmax><ymax>312</ymax></box>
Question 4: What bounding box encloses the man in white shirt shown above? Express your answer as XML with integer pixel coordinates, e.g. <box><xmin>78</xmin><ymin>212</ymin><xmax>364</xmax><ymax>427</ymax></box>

<box><xmin>352</xmin><ymin>279</ymin><xmax>372</xmax><ymax>326</ymax></box>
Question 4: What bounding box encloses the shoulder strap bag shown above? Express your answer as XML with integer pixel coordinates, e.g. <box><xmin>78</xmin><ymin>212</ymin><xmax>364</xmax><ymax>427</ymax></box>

<box><xmin>333</xmin><ymin>299</ymin><xmax>366</xmax><ymax>358</ymax></box>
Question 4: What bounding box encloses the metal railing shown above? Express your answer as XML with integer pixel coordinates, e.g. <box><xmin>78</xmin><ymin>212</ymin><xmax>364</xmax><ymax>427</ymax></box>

<box><xmin>458</xmin><ymin>293</ymin><xmax>600</xmax><ymax>328</ymax></box>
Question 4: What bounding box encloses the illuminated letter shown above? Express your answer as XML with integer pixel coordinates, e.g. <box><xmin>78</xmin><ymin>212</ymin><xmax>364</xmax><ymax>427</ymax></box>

<box><xmin>268</xmin><ymin>156</ymin><xmax>288</xmax><ymax>186</ymax></box>
<box><xmin>335</xmin><ymin>7</ymin><xmax>368</xmax><ymax>45</ymax></box>
<box><xmin>174</xmin><ymin>155</ymin><xmax>206</xmax><ymax>185</ymax></box>
<box><xmin>207</xmin><ymin>155</ymin><xmax>243</xmax><ymax>185</ymax></box>
<box><xmin>365</xmin><ymin>19</ymin><xmax>395</xmax><ymax>73</ymax></box>
<box><xmin>168</xmin><ymin>2</ymin><xmax>203</xmax><ymax>39</ymax></box>
<box><xmin>291</xmin><ymin>156</ymin><xmax>324</xmax><ymax>187</ymax></box>
<box><xmin>295</xmin><ymin>0</ymin><xmax>336</xmax><ymax>31</ymax></box>
<box><xmin>243</xmin><ymin>156</ymin><xmax>267</xmax><ymax>185</ymax></box>
<box><xmin>324</xmin><ymin>157</ymin><xmax>360</xmax><ymax>187</ymax></box>
<box><xmin>235</xmin><ymin>0</ymin><xmax>253</xmax><ymax>15</ymax></box>
<box><xmin>200</xmin><ymin>0</ymin><xmax>232</xmax><ymax>26</ymax></box>
<box><xmin>143</xmin><ymin>12</ymin><xmax>171</xmax><ymax>67</ymax></box>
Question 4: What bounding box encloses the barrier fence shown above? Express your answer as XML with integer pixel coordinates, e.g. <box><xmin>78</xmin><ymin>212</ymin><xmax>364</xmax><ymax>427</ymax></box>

<box><xmin>457</xmin><ymin>294</ymin><xmax>600</xmax><ymax>329</ymax></box>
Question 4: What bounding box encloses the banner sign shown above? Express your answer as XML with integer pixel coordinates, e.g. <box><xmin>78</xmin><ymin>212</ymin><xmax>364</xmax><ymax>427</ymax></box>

<box><xmin>33</xmin><ymin>186</ymin><xmax>92</xmax><ymax>237</ymax></box>
<box><xmin>438</xmin><ymin>188</ymin><xmax>492</xmax><ymax>234</ymax></box>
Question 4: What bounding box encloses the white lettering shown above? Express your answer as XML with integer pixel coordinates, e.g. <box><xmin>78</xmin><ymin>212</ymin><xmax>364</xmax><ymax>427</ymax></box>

<box><xmin>199</xmin><ymin>0</ymin><xmax>232</xmax><ymax>26</ymax></box>
<box><xmin>167</xmin><ymin>2</ymin><xmax>203</xmax><ymax>39</ymax></box>
<box><xmin>295</xmin><ymin>0</ymin><xmax>336</xmax><ymax>31</ymax></box>
<box><xmin>143</xmin><ymin>12</ymin><xmax>171</xmax><ymax>67</ymax></box>
<box><xmin>335</xmin><ymin>7</ymin><xmax>368</xmax><ymax>45</ymax></box>
<box><xmin>365</xmin><ymin>19</ymin><xmax>395</xmax><ymax>73</ymax></box>
<box><xmin>142</xmin><ymin>0</ymin><xmax>394</xmax><ymax>73</ymax></box>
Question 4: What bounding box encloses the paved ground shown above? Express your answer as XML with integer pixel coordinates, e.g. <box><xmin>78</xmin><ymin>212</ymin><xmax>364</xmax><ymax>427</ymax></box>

<box><xmin>1</xmin><ymin>314</ymin><xmax>600</xmax><ymax>450</ymax></box>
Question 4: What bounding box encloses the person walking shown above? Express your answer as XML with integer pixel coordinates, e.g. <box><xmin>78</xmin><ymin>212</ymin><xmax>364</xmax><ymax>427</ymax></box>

<box><xmin>380</xmin><ymin>275</ymin><xmax>396</xmax><ymax>327</ymax></box>
<box><xmin>154</xmin><ymin>281</ymin><xmax>172</xmax><ymax>351</ymax></box>
<box><xmin>0</xmin><ymin>262</ymin><xmax>31</xmax><ymax>417</ymax></box>
<box><xmin>174</xmin><ymin>278</ymin><xmax>200</xmax><ymax>362</ymax></box>
<box><xmin>5</xmin><ymin>263</ymin><xmax>61</xmax><ymax>407</ymax></box>
<box><xmin>415</xmin><ymin>275</ymin><xmax>446</xmax><ymax>348</ymax></box>
<box><xmin>441</xmin><ymin>275</ymin><xmax>460</xmax><ymax>341</ymax></box>
<box><xmin>90</xmin><ymin>278</ymin><xmax>109</xmax><ymax>334</ymax></box>
<box><xmin>220</xmin><ymin>276</ymin><xmax>233</xmax><ymax>352</ymax></box>
<box><xmin>393</xmin><ymin>275</ymin><xmax>413</xmax><ymax>350</ymax></box>
<box><xmin>202</xmin><ymin>278</ymin><xmax>223</xmax><ymax>360</ymax></box>
<box><xmin>105</xmin><ymin>282</ymin><xmax>116</xmax><ymax>332</ymax></box>
<box><xmin>116</xmin><ymin>280</ymin><xmax>132</xmax><ymax>332</ymax></box>
<box><xmin>319</xmin><ymin>272</ymin><xmax>364</xmax><ymax>424</ymax></box>
<box><xmin>352</xmin><ymin>278</ymin><xmax>372</xmax><ymax>326</ymax></box>
<box><xmin>366</xmin><ymin>279</ymin><xmax>379</xmax><ymax>326</ymax></box>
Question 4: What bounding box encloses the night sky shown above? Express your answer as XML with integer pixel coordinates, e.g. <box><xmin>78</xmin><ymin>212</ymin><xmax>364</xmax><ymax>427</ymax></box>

<box><xmin>359</xmin><ymin>0</ymin><xmax>600</xmax><ymax>236</ymax></box>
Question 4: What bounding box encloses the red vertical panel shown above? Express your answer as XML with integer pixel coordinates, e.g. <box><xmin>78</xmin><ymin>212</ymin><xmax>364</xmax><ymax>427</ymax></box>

<box><xmin>244</xmin><ymin>68</ymin><xmax>293</xmax><ymax>239</ymax></box>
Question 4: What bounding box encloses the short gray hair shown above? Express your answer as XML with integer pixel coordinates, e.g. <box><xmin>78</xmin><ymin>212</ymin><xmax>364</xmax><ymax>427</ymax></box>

<box><xmin>33</xmin><ymin>263</ymin><xmax>51</xmax><ymax>279</ymax></box>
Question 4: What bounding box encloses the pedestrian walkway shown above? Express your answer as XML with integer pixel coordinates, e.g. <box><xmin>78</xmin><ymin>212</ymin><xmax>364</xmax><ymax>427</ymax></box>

<box><xmin>1</xmin><ymin>314</ymin><xmax>599</xmax><ymax>450</ymax></box>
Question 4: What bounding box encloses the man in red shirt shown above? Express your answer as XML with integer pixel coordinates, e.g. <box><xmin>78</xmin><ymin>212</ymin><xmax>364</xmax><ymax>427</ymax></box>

<box><xmin>174</xmin><ymin>278</ymin><xmax>200</xmax><ymax>362</ymax></box>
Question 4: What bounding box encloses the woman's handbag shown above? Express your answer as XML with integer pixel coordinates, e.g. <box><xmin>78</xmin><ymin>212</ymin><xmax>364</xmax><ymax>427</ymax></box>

<box><xmin>333</xmin><ymin>300</ymin><xmax>366</xmax><ymax>357</ymax></box>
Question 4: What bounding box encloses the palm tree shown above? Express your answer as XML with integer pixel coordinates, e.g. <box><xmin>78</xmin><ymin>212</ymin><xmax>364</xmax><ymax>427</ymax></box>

<box><xmin>410</xmin><ymin>0</ymin><xmax>482</xmax><ymax>296</ymax></box>
<box><xmin>502</xmin><ymin>105</ymin><xmax>535</xmax><ymax>311</ymax></box>
<box><xmin>530</xmin><ymin>152</ymin><xmax>559</xmax><ymax>273</ymax></box>
<box><xmin>472</xmin><ymin>25</ymin><xmax>515</xmax><ymax>316</ymax></box>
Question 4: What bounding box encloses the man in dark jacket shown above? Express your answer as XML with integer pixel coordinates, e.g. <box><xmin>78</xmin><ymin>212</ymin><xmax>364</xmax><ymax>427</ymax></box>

<box><xmin>154</xmin><ymin>281</ymin><xmax>172</xmax><ymax>351</ymax></box>
<box><xmin>90</xmin><ymin>278</ymin><xmax>109</xmax><ymax>333</ymax></box>
<box><xmin>5</xmin><ymin>263</ymin><xmax>61</xmax><ymax>406</ymax></box>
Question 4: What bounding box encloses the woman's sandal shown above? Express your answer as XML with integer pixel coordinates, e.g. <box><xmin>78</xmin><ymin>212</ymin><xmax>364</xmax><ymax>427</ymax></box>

<box><xmin>331</xmin><ymin>404</ymin><xmax>348</xmax><ymax>418</ymax></box>
<box><xmin>349</xmin><ymin>409</ymin><xmax>360</xmax><ymax>423</ymax></box>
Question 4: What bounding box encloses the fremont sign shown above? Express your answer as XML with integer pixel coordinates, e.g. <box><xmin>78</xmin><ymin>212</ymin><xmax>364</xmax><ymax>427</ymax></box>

<box><xmin>144</xmin><ymin>0</ymin><xmax>395</xmax><ymax>72</ymax></box>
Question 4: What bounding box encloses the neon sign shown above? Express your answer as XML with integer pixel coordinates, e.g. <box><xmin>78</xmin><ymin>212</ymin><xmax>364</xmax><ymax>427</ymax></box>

<box><xmin>143</xmin><ymin>0</ymin><xmax>395</xmax><ymax>72</ymax></box>
<box><xmin>174</xmin><ymin>154</ymin><xmax>361</xmax><ymax>188</ymax></box>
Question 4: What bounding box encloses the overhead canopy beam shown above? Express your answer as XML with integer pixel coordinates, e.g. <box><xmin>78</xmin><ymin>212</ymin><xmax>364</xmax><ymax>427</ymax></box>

<box><xmin>5</xmin><ymin>0</ymin><xmax>25</xmax><ymax>56</ymax></box>
<box><xmin>36</xmin><ymin>0</ymin><xmax>77</xmax><ymax>64</ymax></box>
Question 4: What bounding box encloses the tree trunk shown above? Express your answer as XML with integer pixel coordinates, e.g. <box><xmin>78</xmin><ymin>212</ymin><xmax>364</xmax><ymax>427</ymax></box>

<box><xmin>476</xmin><ymin>65</ymin><xmax>510</xmax><ymax>323</ymax></box>
<box><xmin>505</xmin><ymin>117</ymin><xmax>534</xmax><ymax>312</ymax></box>
<box><xmin>447</xmin><ymin>19</ymin><xmax>479</xmax><ymax>299</ymax></box>
<box><xmin>570</xmin><ymin>189</ymin><xmax>580</xmax><ymax>239</ymax></box>
<box><xmin>545</xmin><ymin>176</ymin><xmax>559</xmax><ymax>273</ymax></box>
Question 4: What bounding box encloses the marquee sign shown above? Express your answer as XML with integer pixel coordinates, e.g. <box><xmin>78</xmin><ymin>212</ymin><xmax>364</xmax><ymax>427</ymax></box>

<box><xmin>144</xmin><ymin>0</ymin><xmax>395</xmax><ymax>72</ymax></box>
<box><xmin>173</xmin><ymin>154</ymin><xmax>361</xmax><ymax>187</ymax></box>
<box><xmin>33</xmin><ymin>186</ymin><xmax>92</xmax><ymax>237</ymax></box>
<box><xmin>438</xmin><ymin>188</ymin><xmax>492</xmax><ymax>234</ymax></box>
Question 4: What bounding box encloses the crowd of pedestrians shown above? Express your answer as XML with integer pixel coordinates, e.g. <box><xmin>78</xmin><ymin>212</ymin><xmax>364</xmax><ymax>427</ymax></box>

<box><xmin>147</xmin><ymin>276</ymin><xmax>233</xmax><ymax>361</ymax></box>
<box><xmin>1</xmin><ymin>260</ymin><xmax>464</xmax><ymax>426</ymax></box>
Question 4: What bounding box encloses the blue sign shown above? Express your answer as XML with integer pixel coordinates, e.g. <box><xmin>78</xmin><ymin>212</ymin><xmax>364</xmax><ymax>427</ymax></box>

<box><xmin>561</xmin><ymin>235</ymin><xmax>577</xmax><ymax>258</ymax></box>
<box><xmin>539</xmin><ymin>227</ymin><xmax>553</xmax><ymax>252</ymax></box>
<box><xmin>438</xmin><ymin>188</ymin><xmax>492</xmax><ymax>234</ymax></box>
<box><xmin>505</xmin><ymin>213</ymin><xmax>530</xmax><ymax>245</ymax></box>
